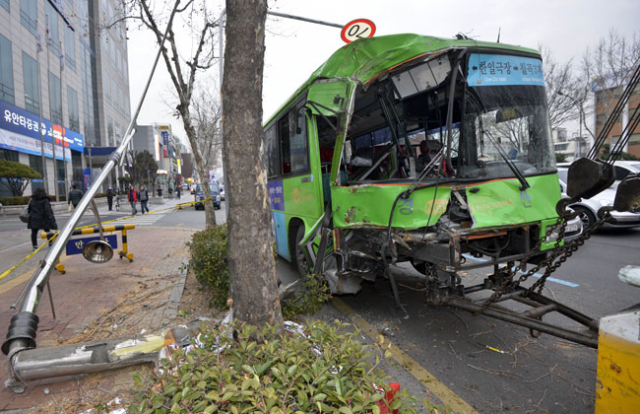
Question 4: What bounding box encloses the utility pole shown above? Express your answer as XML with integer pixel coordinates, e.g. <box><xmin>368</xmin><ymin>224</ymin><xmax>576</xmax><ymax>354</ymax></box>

<box><xmin>46</xmin><ymin>15</ymin><xmax>59</xmax><ymax>202</ymax></box>
<box><xmin>59</xmin><ymin>39</ymin><xmax>68</xmax><ymax>196</ymax></box>
<box><xmin>36</xmin><ymin>22</ymin><xmax>49</xmax><ymax>194</ymax></box>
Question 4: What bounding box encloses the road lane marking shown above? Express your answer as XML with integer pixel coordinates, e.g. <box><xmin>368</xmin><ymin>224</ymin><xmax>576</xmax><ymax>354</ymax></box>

<box><xmin>332</xmin><ymin>297</ymin><xmax>478</xmax><ymax>414</ymax></box>
<box><xmin>461</xmin><ymin>254</ymin><xmax>579</xmax><ymax>288</ymax></box>
<box><xmin>0</xmin><ymin>241</ymin><xmax>31</xmax><ymax>254</ymax></box>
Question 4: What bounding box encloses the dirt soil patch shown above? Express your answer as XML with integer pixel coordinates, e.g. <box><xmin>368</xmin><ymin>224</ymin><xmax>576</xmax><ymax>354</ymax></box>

<box><xmin>30</xmin><ymin>270</ymin><xmax>221</xmax><ymax>413</ymax></box>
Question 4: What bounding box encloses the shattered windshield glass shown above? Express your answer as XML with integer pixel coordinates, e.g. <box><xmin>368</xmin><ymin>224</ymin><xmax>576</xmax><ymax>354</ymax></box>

<box><xmin>460</xmin><ymin>85</ymin><xmax>555</xmax><ymax>180</ymax></box>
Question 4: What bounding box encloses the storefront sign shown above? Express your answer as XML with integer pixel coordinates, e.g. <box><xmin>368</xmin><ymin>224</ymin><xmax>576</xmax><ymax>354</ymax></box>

<box><xmin>0</xmin><ymin>100</ymin><xmax>84</xmax><ymax>152</ymax></box>
<box><xmin>0</xmin><ymin>128</ymin><xmax>71</xmax><ymax>161</ymax></box>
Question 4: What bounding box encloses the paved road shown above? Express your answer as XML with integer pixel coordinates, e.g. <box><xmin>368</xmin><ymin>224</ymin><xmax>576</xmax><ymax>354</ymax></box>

<box><xmin>335</xmin><ymin>228</ymin><xmax>640</xmax><ymax>413</ymax></box>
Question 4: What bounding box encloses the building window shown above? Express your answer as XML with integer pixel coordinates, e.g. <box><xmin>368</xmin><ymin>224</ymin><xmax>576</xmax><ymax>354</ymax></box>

<box><xmin>104</xmin><ymin>71</ymin><xmax>110</xmax><ymax>103</ymax></box>
<box><xmin>20</xmin><ymin>0</ymin><xmax>37</xmax><ymax>35</ymax></box>
<box><xmin>1</xmin><ymin>149</ymin><xmax>20</xmax><ymax>162</ymax></box>
<box><xmin>64</xmin><ymin>26</ymin><xmax>76</xmax><ymax>71</ymax></box>
<box><xmin>0</xmin><ymin>34</ymin><xmax>14</xmax><ymax>104</ymax></box>
<box><xmin>56</xmin><ymin>159</ymin><xmax>66</xmax><ymax>183</ymax></box>
<box><xmin>1</xmin><ymin>0</ymin><xmax>9</xmax><ymax>13</ymax></box>
<box><xmin>45</xmin><ymin>2</ymin><xmax>61</xmax><ymax>56</ymax></box>
<box><xmin>28</xmin><ymin>153</ymin><xmax>44</xmax><ymax>192</ymax></box>
<box><xmin>67</xmin><ymin>86</ymin><xmax>79</xmax><ymax>131</ymax></box>
<box><xmin>72</xmin><ymin>150</ymin><xmax>82</xmax><ymax>185</ymax></box>
<box><xmin>107</xmin><ymin>118</ymin><xmax>113</xmax><ymax>146</ymax></box>
<box><xmin>48</xmin><ymin>72</ymin><xmax>62</xmax><ymax>124</ymax></box>
<box><xmin>22</xmin><ymin>52</ymin><xmax>40</xmax><ymax>114</ymax></box>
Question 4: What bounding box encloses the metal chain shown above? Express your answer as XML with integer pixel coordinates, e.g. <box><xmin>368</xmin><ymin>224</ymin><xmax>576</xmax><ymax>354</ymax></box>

<box><xmin>528</xmin><ymin>211</ymin><xmax>610</xmax><ymax>294</ymax></box>
<box><xmin>477</xmin><ymin>209</ymin><xmax>610</xmax><ymax>312</ymax></box>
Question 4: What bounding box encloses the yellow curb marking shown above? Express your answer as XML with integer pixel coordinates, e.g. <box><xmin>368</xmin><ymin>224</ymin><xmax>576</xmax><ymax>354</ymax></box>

<box><xmin>0</xmin><ymin>267</ymin><xmax>38</xmax><ymax>295</ymax></box>
<box><xmin>332</xmin><ymin>297</ymin><xmax>478</xmax><ymax>414</ymax></box>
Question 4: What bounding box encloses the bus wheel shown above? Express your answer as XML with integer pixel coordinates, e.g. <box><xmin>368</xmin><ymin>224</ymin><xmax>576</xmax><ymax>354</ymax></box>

<box><xmin>410</xmin><ymin>259</ymin><xmax>427</xmax><ymax>275</ymax></box>
<box><xmin>294</xmin><ymin>226</ymin><xmax>310</xmax><ymax>278</ymax></box>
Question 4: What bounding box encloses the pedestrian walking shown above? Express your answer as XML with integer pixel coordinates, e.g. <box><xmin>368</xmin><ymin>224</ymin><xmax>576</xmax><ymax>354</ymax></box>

<box><xmin>176</xmin><ymin>185</ymin><xmax>181</xmax><ymax>199</ymax></box>
<box><xmin>28</xmin><ymin>187</ymin><xmax>58</xmax><ymax>251</ymax></box>
<box><xmin>107</xmin><ymin>187</ymin><xmax>115</xmax><ymax>211</ymax></box>
<box><xmin>139</xmin><ymin>185</ymin><xmax>150</xmax><ymax>214</ymax></box>
<box><xmin>67</xmin><ymin>184</ymin><xmax>83</xmax><ymax>210</ymax></box>
<box><xmin>128</xmin><ymin>185</ymin><xmax>138</xmax><ymax>215</ymax></box>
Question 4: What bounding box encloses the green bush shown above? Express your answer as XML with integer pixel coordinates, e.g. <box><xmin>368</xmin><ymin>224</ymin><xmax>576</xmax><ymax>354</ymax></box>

<box><xmin>186</xmin><ymin>226</ymin><xmax>331</xmax><ymax>316</ymax></box>
<box><xmin>0</xmin><ymin>196</ymin><xmax>31</xmax><ymax>205</ymax></box>
<box><xmin>127</xmin><ymin>320</ymin><xmax>421</xmax><ymax>413</ymax></box>
<box><xmin>186</xmin><ymin>225</ymin><xmax>230</xmax><ymax>309</ymax></box>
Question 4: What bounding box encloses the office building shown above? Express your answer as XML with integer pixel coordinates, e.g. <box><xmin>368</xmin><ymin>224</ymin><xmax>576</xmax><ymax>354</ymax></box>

<box><xmin>0</xmin><ymin>0</ymin><xmax>131</xmax><ymax>198</ymax></box>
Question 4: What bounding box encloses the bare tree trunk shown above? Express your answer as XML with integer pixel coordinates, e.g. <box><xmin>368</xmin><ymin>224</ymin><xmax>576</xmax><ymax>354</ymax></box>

<box><xmin>181</xmin><ymin>109</ymin><xmax>216</xmax><ymax>227</ymax></box>
<box><xmin>222</xmin><ymin>0</ymin><xmax>283</xmax><ymax>326</ymax></box>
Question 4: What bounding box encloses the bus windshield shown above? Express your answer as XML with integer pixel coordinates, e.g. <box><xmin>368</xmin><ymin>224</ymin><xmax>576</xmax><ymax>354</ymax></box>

<box><xmin>460</xmin><ymin>85</ymin><xmax>555</xmax><ymax>180</ymax></box>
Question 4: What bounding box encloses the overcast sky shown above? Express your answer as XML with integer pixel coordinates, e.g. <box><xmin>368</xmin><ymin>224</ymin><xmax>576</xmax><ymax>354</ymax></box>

<box><xmin>127</xmin><ymin>0</ymin><xmax>640</xmax><ymax>145</ymax></box>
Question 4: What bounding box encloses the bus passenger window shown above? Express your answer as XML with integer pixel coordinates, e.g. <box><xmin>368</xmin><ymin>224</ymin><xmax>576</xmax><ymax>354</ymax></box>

<box><xmin>279</xmin><ymin>109</ymin><xmax>309</xmax><ymax>175</ymax></box>
<box><xmin>265</xmin><ymin>126</ymin><xmax>279</xmax><ymax>177</ymax></box>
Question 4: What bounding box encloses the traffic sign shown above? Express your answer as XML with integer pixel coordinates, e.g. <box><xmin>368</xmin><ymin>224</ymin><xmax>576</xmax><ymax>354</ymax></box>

<box><xmin>341</xmin><ymin>19</ymin><xmax>376</xmax><ymax>43</ymax></box>
<box><xmin>66</xmin><ymin>235</ymin><xmax>117</xmax><ymax>256</ymax></box>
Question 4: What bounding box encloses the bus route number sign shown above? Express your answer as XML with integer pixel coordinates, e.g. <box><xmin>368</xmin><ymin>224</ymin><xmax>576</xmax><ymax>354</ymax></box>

<box><xmin>341</xmin><ymin>19</ymin><xmax>376</xmax><ymax>43</ymax></box>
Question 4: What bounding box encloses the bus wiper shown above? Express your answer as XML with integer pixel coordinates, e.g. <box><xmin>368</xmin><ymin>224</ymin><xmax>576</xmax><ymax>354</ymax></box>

<box><xmin>481</xmin><ymin>128</ymin><xmax>530</xmax><ymax>191</ymax></box>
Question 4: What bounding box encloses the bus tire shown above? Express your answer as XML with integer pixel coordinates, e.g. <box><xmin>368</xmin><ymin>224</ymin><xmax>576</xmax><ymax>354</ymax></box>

<box><xmin>294</xmin><ymin>225</ymin><xmax>310</xmax><ymax>278</ymax></box>
<box><xmin>410</xmin><ymin>259</ymin><xmax>427</xmax><ymax>274</ymax></box>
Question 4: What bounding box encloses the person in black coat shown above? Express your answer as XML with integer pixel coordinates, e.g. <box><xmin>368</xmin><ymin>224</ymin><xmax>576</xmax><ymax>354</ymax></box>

<box><xmin>28</xmin><ymin>187</ymin><xmax>57</xmax><ymax>251</ymax></box>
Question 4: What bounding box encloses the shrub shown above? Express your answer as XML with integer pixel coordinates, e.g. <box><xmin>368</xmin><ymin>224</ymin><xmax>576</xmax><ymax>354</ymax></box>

<box><xmin>0</xmin><ymin>160</ymin><xmax>41</xmax><ymax>196</ymax></box>
<box><xmin>186</xmin><ymin>225</ymin><xmax>230</xmax><ymax>309</ymax></box>
<box><xmin>127</xmin><ymin>320</ymin><xmax>421</xmax><ymax>413</ymax></box>
<box><xmin>186</xmin><ymin>226</ymin><xmax>331</xmax><ymax>316</ymax></box>
<box><xmin>0</xmin><ymin>196</ymin><xmax>31</xmax><ymax>205</ymax></box>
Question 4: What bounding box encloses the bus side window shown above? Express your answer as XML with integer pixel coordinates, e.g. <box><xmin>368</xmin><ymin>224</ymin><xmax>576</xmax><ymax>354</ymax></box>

<box><xmin>279</xmin><ymin>107</ymin><xmax>309</xmax><ymax>175</ymax></box>
<box><xmin>265</xmin><ymin>126</ymin><xmax>279</xmax><ymax>177</ymax></box>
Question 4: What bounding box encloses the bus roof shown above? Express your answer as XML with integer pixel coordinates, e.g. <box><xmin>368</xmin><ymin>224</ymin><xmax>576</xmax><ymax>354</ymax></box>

<box><xmin>265</xmin><ymin>33</ymin><xmax>540</xmax><ymax>126</ymax></box>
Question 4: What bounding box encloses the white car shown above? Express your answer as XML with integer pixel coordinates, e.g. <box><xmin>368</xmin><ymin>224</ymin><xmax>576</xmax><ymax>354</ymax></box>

<box><xmin>558</xmin><ymin>172</ymin><xmax>640</xmax><ymax>229</ymax></box>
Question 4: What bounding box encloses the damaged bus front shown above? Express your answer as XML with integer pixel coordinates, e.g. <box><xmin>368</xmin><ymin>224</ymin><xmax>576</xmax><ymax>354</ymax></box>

<box><xmin>267</xmin><ymin>34</ymin><xmax>560</xmax><ymax>303</ymax></box>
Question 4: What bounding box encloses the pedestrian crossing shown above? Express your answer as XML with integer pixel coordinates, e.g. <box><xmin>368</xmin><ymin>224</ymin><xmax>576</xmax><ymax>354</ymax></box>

<box><xmin>119</xmin><ymin>212</ymin><xmax>167</xmax><ymax>226</ymax></box>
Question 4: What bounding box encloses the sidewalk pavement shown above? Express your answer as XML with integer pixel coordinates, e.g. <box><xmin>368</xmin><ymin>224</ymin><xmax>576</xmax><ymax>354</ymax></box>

<box><xmin>0</xmin><ymin>225</ymin><xmax>196</xmax><ymax>411</ymax></box>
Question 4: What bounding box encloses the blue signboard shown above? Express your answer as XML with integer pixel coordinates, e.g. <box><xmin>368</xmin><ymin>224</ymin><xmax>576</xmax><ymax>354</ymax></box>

<box><xmin>268</xmin><ymin>180</ymin><xmax>285</xmax><ymax>211</ymax></box>
<box><xmin>66</xmin><ymin>235</ymin><xmax>118</xmax><ymax>256</ymax></box>
<box><xmin>161</xmin><ymin>131</ymin><xmax>169</xmax><ymax>146</ymax></box>
<box><xmin>467</xmin><ymin>54</ymin><xmax>545</xmax><ymax>88</ymax></box>
<box><xmin>0</xmin><ymin>100</ymin><xmax>84</xmax><ymax>152</ymax></box>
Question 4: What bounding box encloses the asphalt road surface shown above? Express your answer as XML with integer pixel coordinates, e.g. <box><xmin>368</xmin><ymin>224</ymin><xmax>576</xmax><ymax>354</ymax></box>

<box><xmin>334</xmin><ymin>227</ymin><xmax>640</xmax><ymax>413</ymax></box>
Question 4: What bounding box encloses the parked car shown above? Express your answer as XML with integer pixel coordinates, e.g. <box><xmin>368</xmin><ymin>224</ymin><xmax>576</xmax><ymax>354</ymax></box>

<box><xmin>558</xmin><ymin>174</ymin><xmax>640</xmax><ymax>229</ymax></box>
<box><xmin>563</xmin><ymin>206</ymin><xmax>584</xmax><ymax>241</ymax></box>
<box><xmin>194</xmin><ymin>182</ymin><xmax>221</xmax><ymax>210</ymax></box>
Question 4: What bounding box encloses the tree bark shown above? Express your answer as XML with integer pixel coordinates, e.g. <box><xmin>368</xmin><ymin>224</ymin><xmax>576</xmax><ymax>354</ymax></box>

<box><xmin>222</xmin><ymin>0</ymin><xmax>283</xmax><ymax>326</ymax></box>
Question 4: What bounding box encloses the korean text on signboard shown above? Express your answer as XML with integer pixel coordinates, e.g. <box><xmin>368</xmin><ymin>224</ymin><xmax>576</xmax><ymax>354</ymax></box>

<box><xmin>0</xmin><ymin>100</ymin><xmax>84</xmax><ymax>152</ymax></box>
<box><xmin>467</xmin><ymin>54</ymin><xmax>545</xmax><ymax>87</ymax></box>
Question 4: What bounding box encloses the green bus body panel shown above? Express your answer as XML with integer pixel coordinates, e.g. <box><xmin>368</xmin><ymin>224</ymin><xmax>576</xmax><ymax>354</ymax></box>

<box><xmin>307</xmin><ymin>81</ymin><xmax>352</xmax><ymax>116</ymax></box>
<box><xmin>265</xmin><ymin>34</ymin><xmax>539</xmax><ymax>127</ymax></box>
<box><xmin>466</xmin><ymin>174</ymin><xmax>561</xmax><ymax>229</ymax></box>
<box><xmin>330</xmin><ymin>174</ymin><xmax>561</xmax><ymax>234</ymax></box>
<box><xmin>332</xmin><ymin>184</ymin><xmax>452</xmax><ymax>229</ymax></box>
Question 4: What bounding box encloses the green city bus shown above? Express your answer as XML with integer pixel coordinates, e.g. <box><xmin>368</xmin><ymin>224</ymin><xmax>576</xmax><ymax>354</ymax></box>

<box><xmin>265</xmin><ymin>33</ymin><xmax>560</xmax><ymax>300</ymax></box>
